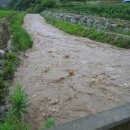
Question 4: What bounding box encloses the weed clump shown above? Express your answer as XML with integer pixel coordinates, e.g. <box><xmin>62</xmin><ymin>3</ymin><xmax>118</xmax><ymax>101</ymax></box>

<box><xmin>9</xmin><ymin>83</ymin><xmax>28</xmax><ymax>119</ymax></box>
<box><xmin>41</xmin><ymin>118</ymin><xmax>55</xmax><ymax>130</ymax></box>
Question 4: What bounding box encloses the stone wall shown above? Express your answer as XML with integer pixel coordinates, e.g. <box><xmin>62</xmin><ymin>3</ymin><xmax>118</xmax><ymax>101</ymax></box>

<box><xmin>43</xmin><ymin>11</ymin><xmax>130</xmax><ymax>34</ymax></box>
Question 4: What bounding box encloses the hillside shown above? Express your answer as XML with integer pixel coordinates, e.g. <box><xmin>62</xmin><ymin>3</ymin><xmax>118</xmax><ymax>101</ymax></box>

<box><xmin>0</xmin><ymin>0</ymin><xmax>10</xmax><ymax>8</ymax></box>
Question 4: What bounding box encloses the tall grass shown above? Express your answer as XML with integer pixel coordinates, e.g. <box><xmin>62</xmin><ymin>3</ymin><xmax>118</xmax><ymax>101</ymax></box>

<box><xmin>9</xmin><ymin>83</ymin><xmax>28</xmax><ymax>119</ymax></box>
<box><xmin>10</xmin><ymin>12</ymin><xmax>33</xmax><ymax>51</ymax></box>
<box><xmin>44</xmin><ymin>16</ymin><xmax>130</xmax><ymax>48</ymax></box>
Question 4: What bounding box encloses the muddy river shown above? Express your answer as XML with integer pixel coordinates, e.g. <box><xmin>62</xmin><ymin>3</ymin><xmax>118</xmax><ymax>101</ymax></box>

<box><xmin>12</xmin><ymin>14</ymin><xmax>130</xmax><ymax>130</ymax></box>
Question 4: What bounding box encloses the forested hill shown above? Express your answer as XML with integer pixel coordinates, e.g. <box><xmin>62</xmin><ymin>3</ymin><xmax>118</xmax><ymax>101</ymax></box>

<box><xmin>8</xmin><ymin>0</ymin><xmax>57</xmax><ymax>12</ymax></box>
<box><xmin>0</xmin><ymin>0</ymin><xmax>10</xmax><ymax>8</ymax></box>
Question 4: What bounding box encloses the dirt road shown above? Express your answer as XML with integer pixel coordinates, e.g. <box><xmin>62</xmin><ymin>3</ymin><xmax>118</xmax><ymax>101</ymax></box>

<box><xmin>13</xmin><ymin>14</ymin><xmax>130</xmax><ymax>130</ymax></box>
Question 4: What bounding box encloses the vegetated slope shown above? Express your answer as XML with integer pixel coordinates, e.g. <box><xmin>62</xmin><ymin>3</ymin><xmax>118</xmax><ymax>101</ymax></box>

<box><xmin>13</xmin><ymin>14</ymin><xmax>130</xmax><ymax>130</ymax></box>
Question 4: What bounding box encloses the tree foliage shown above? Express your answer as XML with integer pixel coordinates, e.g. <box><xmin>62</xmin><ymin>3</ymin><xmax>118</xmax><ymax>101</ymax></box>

<box><xmin>9</xmin><ymin>0</ymin><xmax>56</xmax><ymax>11</ymax></box>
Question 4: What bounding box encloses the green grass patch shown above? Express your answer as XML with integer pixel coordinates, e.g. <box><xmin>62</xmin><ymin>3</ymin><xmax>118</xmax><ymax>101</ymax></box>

<box><xmin>0</xmin><ymin>84</ymin><xmax>29</xmax><ymax>130</ymax></box>
<box><xmin>0</xmin><ymin>10</ymin><xmax>14</xmax><ymax>19</ymax></box>
<box><xmin>44</xmin><ymin>118</ymin><xmax>55</xmax><ymax>129</ymax></box>
<box><xmin>10</xmin><ymin>12</ymin><xmax>33</xmax><ymax>51</ymax></box>
<box><xmin>9</xmin><ymin>83</ymin><xmax>28</xmax><ymax>119</ymax></box>
<box><xmin>44</xmin><ymin>16</ymin><xmax>130</xmax><ymax>48</ymax></box>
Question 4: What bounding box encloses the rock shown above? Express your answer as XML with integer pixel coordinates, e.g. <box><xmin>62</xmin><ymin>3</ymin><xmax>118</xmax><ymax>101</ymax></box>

<box><xmin>110</xmin><ymin>24</ymin><xmax>117</xmax><ymax>30</ymax></box>
<box><xmin>0</xmin><ymin>50</ymin><xmax>5</xmax><ymax>58</ymax></box>
<box><xmin>124</xmin><ymin>28</ymin><xmax>130</xmax><ymax>33</ymax></box>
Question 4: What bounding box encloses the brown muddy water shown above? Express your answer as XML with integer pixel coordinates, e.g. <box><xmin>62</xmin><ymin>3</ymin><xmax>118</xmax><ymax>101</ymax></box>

<box><xmin>12</xmin><ymin>14</ymin><xmax>130</xmax><ymax>130</ymax></box>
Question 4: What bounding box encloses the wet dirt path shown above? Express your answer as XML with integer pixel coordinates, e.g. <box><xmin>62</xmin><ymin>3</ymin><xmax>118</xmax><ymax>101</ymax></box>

<box><xmin>13</xmin><ymin>14</ymin><xmax>130</xmax><ymax>130</ymax></box>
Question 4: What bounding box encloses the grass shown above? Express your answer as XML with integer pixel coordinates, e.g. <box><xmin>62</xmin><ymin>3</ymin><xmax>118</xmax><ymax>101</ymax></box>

<box><xmin>0</xmin><ymin>11</ymin><xmax>32</xmax><ymax>88</ymax></box>
<box><xmin>44</xmin><ymin>15</ymin><xmax>130</xmax><ymax>48</ymax></box>
<box><xmin>44</xmin><ymin>118</ymin><xmax>55</xmax><ymax>128</ymax></box>
<box><xmin>41</xmin><ymin>118</ymin><xmax>56</xmax><ymax>130</ymax></box>
<box><xmin>0</xmin><ymin>10</ymin><xmax>14</xmax><ymax>19</ymax></box>
<box><xmin>0</xmin><ymin>11</ymin><xmax>33</xmax><ymax>127</ymax></box>
<box><xmin>9</xmin><ymin>83</ymin><xmax>28</xmax><ymax>119</ymax></box>
<box><xmin>10</xmin><ymin>12</ymin><xmax>33</xmax><ymax>51</ymax></box>
<box><xmin>0</xmin><ymin>84</ymin><xmax>29</xmax><ymax>130</ymax></box>
<box><xmin>50</xmin><ymin>3</ymin><xmax>130</xmax><ymax>20</ymax></box>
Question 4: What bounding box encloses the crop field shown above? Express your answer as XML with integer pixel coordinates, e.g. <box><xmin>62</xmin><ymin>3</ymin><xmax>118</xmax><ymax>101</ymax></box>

<box><xmin>0</xmin><ymin>10</ymin><xmax>14</xmax><ymax>19</ymax></box>
<box><xmin>51</xmin><ymin>3</ymin><xmax>130</xmax><ymax>20</ymax></box>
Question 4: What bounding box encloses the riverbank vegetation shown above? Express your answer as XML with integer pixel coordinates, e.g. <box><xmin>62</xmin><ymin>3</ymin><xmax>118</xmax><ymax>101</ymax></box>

<box><xmin>43</xmin><ymin>15</ymin><xmax>130</xmax><ymax>48</ymax></box>
<box><xmin>0</xmin><ymin>84</ymin><xmax>29</xmax><ymax>130</ymax></box>
<box><xmin>10</xmin><ymin>12</ymin><xmax>33</xmax><ymax>51</ymax></box>
<box><xmin>0</xmin><ymin>9</ymin><xmax>55</xmax><ymax>130</ymax></box>
<box><xmin>0</xmin><ymin>11</ymin><xmax>32</xmax><ymax>102</ymax></box>
<box><xmin>0</xmin><ymin>10</ymin><xmax>32</xmax><ymax>129</ymax></box>
<box><xmin>42</xmin><ymin>1</ymin><xmax>130</xmax><ymax>48</ymax></box>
